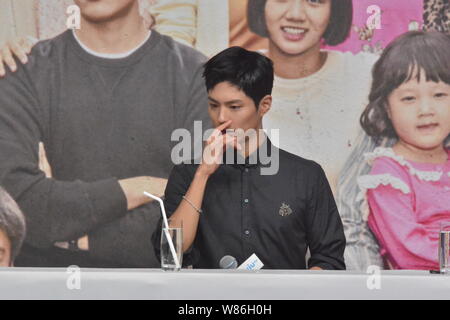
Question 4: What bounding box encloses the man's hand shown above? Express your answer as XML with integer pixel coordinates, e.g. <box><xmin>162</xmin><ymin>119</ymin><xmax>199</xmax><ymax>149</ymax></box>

<box><xmin>0</xmin><ymin>36</ymin><xmax>37</xmax><ymax>77</ymax></box>
<box><xmin>78</xmin><ymin>235</ymin><xmax>89</xmax><ymax>251</ymax></box>
<box><xmin>119</xmin><ymin>176</ymin><xmax>168</xmax><ymax>211</ymax></box>
<box><xmin>39</xmin><ymin>142</ymin><xmax>53</xmax><ymax>178</ymax></box>
<box><xmin>197</xmin><ymin>120</ymin><xmax>241</xmax><ymax>178</ymax></box>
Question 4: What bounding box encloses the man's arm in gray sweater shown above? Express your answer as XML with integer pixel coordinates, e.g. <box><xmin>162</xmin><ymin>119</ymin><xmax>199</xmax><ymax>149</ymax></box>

<box><xmin>88</xmin><ymin>62</ymin><xmax>212</xmax><ymax>267</ymax></box>
<box><xmin>0</xmin><ymin>61</ymin><xmax>129</xmax><ymax>249</ymax></box>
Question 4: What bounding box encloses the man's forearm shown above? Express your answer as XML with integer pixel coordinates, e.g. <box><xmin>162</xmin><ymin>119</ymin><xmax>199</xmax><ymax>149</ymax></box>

<box><xmin>2</xmin><ymin>175</ymin><xmax>127</xmax><ymax>248</ymax></box>
<box><xmin>171</xmin><ymin>169</ymin><xmax>210</xmax><ymax>252</ymax></box>
<box><xmin>118</xmin><ymin>176</ymin><xmax>168</xmax><ymax>210</ymax></box>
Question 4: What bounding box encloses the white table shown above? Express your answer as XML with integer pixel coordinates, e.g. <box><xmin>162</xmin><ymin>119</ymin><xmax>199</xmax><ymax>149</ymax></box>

<box><xmin>0</xmin><ymin>268</ymin><xmax>449</xmax><ymax>300</ymax></box>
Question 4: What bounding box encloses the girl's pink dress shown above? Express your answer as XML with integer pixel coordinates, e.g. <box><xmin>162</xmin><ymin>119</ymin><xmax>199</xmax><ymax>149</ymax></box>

<box><xmin>358</xmin><ymin>147</ymin><xmax>450</xmax><ymax>270</ymax></box>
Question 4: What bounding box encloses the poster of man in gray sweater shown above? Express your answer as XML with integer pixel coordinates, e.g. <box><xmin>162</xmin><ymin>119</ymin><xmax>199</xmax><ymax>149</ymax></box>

<box><xmin>0</xmin><ymin>0</ymin><xmax>210</xmax><ymax>268</ymax></box>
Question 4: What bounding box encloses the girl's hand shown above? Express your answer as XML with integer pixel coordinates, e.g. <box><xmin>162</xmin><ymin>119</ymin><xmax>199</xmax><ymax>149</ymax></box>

<box><xmin>198</xmin><ymin>120</ymin><xmax>242</xmax><ymax>178</ymax></box>
<box><xmin>0</xmin><ymin>36</ymin><xmax>38</xmax><ymax>77</ymax></box>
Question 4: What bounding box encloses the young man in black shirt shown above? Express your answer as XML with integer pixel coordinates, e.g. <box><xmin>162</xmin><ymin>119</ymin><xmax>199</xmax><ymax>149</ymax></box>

<box><xmin>158</xmin><ymin>47</ymin><xmax>346</xmax><ymax>270</ymax></box>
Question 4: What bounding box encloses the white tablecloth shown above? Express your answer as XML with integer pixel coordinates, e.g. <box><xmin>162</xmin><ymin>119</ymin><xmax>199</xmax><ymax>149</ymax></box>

<box><xmin>0</xmin><ymin>268</ymin><xmax>449</xmax><ymax>300</ymax></box>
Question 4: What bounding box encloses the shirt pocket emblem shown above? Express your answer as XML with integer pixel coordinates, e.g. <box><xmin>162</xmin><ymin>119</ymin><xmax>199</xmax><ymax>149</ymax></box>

<box><xmin>279</xmin><ymin>203</ymin><xmax>293</xmax><ymax>217</ymax></box>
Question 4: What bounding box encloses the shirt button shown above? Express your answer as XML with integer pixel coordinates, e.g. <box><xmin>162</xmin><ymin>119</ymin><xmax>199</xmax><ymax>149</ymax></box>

<box><xmin>245</xmin><ymin>168</ymin><xmax>249</xmax><ymax>173</ymax></box>
<box><xmin>244</xmin><ymin>230</ymin><xmax>250</xmax><ymax>236</ymax></box>
<box><xmin>244</xmin><ymin>199</ymin><xmax>249</xmax><ymax>204</ymax></box>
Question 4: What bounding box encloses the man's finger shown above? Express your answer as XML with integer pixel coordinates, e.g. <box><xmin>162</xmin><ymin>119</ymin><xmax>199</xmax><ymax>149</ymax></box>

<box><xmin>38</xmin><ymin>142</ymin><xmax>46</xmax><ymax>171</ymax></box>
<box><xmin>39</xmin><ymin>142</ymin><xmax>52</xmax><ymax>178</ymax></box>
<box><xmin>10</xmin><ymin>42</ymin><xmax>28</xmax><ymax>64</ymax></box>
<box><xmin>223</xmin><ymin>134</ymin><xmax>243</xmax><ymax>152</ymax></box>
<box><xmin>0</xmin><ymin>54</ymin><xmax>5</xmax><ymax>77</ymax></box>
<box><xmin>204</xmin><ymin>136</ymin><xmax>225</xmax><ymax>159</ymax></box>
<box><xmin>204</xmin><ymin>139</ymin><xmax>225</xmax><ymax>165</ymax></box>
<box><xmin>2</xmin><ymin>47</ymin><xmax>17</xmax><ymax>72</ymax></box>
<box><xmin>216</xmin><ymin>120</ymin><xmax>232</xmax><ymax>133</ymax></box>
<box><xmin>209</xmin><ymin>120</ymin><xmax>233</xmax><ymax>140</ymax></box>
<box><xmin>39</xmin><ymin>142</ymin><xmax>45</xmax><ymax>159</ymax></box>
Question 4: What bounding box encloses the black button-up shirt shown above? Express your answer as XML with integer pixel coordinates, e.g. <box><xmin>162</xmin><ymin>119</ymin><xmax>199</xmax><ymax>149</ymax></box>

<box><xmin>159</xmin><ymin>139</ymin><xmax>346</xmax><ymax>270</ymax></box>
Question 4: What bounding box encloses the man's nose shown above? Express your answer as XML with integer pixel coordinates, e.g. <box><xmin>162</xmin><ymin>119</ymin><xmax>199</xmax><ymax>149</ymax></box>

<box><xmin>218</xmin><ymin>107</ymin><xmax>229</xmax><ymax>123</ymax></box>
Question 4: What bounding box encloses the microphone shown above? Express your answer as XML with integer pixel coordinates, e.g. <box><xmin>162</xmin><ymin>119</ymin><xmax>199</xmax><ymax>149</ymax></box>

<box><xmin>219</xmin><ymin>255</ymin><xmax>238</xmax><ymax>269</ymax></box>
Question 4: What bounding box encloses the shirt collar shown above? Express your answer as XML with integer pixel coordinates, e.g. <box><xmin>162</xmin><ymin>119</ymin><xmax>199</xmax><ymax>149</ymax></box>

<box><xmin>222</xmin><ymin>135</ymin><xmax>274</xmax><ymax>169</ymax></box>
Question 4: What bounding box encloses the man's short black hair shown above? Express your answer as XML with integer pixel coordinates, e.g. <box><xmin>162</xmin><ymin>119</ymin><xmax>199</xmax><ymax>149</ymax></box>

<box><xmin>203</xmin><ymin>46</ymin><xmax>274</xmax><ymax>108</ymax></box>
<box><xmin>247</xmin><ymin>0</ymin><xmax>353</xmax><ymax>46</ymax></box>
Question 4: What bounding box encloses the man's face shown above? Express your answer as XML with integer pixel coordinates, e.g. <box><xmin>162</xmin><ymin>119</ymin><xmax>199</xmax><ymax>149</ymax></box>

<box><xmin>0</xmin><ymin>229</ymin><xmax>11</xmax><ymax>267</ymax></box>
<box><xmin>207</xmin><ymin>82</ymin><xmax>269</xmax><ymax>133</ymax></box>
<box><xmin>74</xmin><ymin>0</ymin><xmax>138</xmax><ymax>23</ymax></box>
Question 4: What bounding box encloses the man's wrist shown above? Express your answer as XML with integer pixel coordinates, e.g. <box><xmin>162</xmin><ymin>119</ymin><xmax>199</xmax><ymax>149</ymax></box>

<box><xmin>118</xmin><ymin>179</ymin><xmax>133</xmax><ymax>210</ymax></box>
<box><xmin>118</xmin><ymin>178</ymin><xmax>146</xmax><ymax>210</ymax></box>
<box><xmin>195</xmin><ymin>166</ymin><xmax>212</xmax><ymax>180</ymax></box>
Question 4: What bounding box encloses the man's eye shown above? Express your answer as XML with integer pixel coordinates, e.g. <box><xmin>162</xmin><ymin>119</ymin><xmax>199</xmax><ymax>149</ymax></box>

<box><xmin>209</xmin><ymin>104</ymin><xmax>218</xmax><ymax>108</ymax></box>
<box><xmin>230</xmin><ymin>106</ymin><xmax>241</xmax><ymax>110</ymax></box>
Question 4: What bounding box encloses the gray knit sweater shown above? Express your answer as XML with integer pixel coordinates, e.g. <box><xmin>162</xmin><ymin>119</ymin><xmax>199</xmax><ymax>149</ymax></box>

<box><xmin>0</xmin><ymin>30</ymin><xmax>210</xmax><ymax>267</ymax></box>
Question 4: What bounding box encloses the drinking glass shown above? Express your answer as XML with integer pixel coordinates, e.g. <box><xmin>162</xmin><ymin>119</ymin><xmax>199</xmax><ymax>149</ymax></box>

<box><xmin>439</xmin><ymin>222</ymin><xmax>450</xmax><ymax>274</ymax></box>
<box><xmin>161</xmin><ymin>219</ymin><xmax>183</xmax><ymax>271</ymax></box>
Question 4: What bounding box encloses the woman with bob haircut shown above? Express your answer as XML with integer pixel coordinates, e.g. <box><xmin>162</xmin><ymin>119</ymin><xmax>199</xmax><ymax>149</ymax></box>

<box><xmin>246</xmin><ymin>0</ymin><xmax>377</xmax><ymax>192</ymax></box>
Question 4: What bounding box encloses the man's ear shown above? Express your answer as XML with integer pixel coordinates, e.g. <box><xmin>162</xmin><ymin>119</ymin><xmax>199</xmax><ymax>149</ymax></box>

<box><xmin>258</xmin><ymin>95</ymin><xmax>272</xmax><ymax>117</ymax></box>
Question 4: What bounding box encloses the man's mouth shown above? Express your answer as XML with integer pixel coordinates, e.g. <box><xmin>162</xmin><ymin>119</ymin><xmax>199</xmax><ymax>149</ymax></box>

<box><xmin>221</xmin><ymin>129</ymin><xmax>236</xmax><ymax>135</ymax></box>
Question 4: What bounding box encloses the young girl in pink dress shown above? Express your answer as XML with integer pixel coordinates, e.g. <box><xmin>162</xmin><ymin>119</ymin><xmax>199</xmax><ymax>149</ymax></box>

<box><xmin>358</xmin><ymin>31</ymin><xmax>450</xmax><ymax>270</ymax></box>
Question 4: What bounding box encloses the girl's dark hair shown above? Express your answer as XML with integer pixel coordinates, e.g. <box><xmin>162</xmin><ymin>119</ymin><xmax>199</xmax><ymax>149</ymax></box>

<box><xmin>247</xmin><ymin>0</ymin><xmax>353</xmax><ymax>46</ymax></box>
<box><xmin>360</xmin><ymin>31</ymin><xmax>450</xmax><ymax>139</ymax></box>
